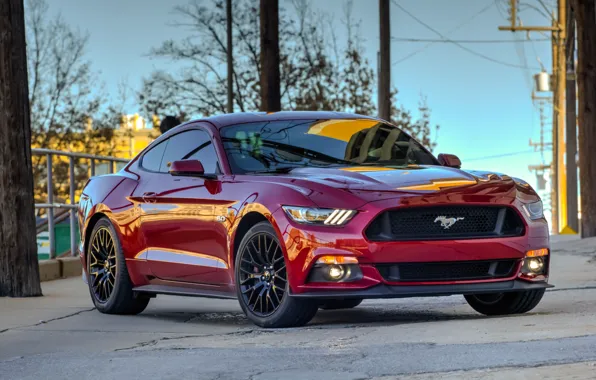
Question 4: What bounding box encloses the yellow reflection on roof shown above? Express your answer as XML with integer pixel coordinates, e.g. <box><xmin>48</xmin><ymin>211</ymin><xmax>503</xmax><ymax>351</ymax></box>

<box><xmin>307</xmin><ymin>119</ymin><xmax>379</xmax><ymax>142</ymax></box>
<box><xmin>396</xmin><ymin>179</ymin><xmax>477</xmax><ymax>191</ymax></box>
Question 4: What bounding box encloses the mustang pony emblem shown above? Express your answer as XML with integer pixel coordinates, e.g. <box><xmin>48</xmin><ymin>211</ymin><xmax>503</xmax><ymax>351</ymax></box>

<box><xmin>434</xmin><ymin>216</ymin><xmax>465</xmax><ymax>229</ymax></box>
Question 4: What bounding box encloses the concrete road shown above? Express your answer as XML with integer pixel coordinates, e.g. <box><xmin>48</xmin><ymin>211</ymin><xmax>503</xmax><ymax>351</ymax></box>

<box><xmin>1</xmin><ymin>236</ymin><xmax>595</xmax><ymax>379</ymax></box>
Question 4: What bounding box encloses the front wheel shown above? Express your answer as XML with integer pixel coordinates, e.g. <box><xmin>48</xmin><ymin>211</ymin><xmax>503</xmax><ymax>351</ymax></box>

<box><xmin>235</xmin><ymin>222</ymin><xmax>318</xmax><ymax>328</ymax></box>
<box><xmin>464</xmin><ymin>289</ymin><xmax>545</xmax><ymax>316</ymax></box>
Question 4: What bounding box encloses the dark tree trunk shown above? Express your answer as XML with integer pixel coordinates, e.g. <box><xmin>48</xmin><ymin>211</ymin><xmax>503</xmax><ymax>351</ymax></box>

<box><xmin>0</xmin><ymin>0</ymin><xmax>43</xmax><ymax>297</ymax></box>
<box><xmin>378</xmin><ymin>0</ymin><xmax>391</xmax><ymax>121</ymax></box>
<box><xmin>226</xmin><ymin>0</ymin><xmax>234</xmax><ymax>114</ymax></box>
<box><xmin>259</xmin><ymin>0</ymin><xmax>281</xmax><ymax>112</ymax></box>
<box><xmin>572</xmin><ymin>0</ymin><xmax>596</xmax><ymax>238</ymax></box>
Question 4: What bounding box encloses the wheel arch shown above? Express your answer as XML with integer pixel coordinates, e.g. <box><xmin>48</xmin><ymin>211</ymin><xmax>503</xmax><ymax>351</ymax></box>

<box><xmin>231</xmin><ymin>211</ymin><xmax>269</xmax><ymax>265</ymax></box>
<box><xmin>83</xmin><ymin>212</ymin><xmax>108</xmax><ymax>261</ymax></box>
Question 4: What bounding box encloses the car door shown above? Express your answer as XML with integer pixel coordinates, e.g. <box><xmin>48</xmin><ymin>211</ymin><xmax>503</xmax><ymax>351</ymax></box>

<box><xmin>139</xmin><ymin>128</ymin><xmax>230</xmax><ymax>284</ymax></box>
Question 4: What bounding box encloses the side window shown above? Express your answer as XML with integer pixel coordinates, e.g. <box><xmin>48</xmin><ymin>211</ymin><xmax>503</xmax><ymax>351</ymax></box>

<box><xmin>159</xmin><ymin>130</ymin><xmax>219</xmax><ymax>174</ymax></box>
<box><xmin>184</xmin><ymin>138</ymin><xmax>219</xmax><ymax>174</ymax></box>
<box><xmin>141</xmin><ymin>140</ymin><xmax>167</xmax><ymax>172</ymax></box>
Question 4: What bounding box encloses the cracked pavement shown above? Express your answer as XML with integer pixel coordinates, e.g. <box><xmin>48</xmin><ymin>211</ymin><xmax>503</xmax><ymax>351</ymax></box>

<box><xmin>1</xmin><ymin>235</ymin><xmax>596</xmax><ymax>379</ymax></box>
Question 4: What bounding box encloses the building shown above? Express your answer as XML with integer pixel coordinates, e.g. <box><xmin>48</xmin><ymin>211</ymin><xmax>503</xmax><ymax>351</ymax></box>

<box><xmin>31</xmin><ymin>114</ymin><xmax>159</xmax><ymax>205</ymax></box>
<box><xmin>111</xmin><ymin>114</ymin><xmax>157</xmax><ymax>159</ymax></box>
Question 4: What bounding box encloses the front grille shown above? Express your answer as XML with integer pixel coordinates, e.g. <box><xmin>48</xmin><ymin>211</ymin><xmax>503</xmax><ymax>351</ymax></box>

<box><xmin>365</xmin><ymin>205</ymin><xmax>525</xmax><ymax>241</ymax></box>
<box><xmin>376</xmin><ymin>259</ymin><xmax>518</xmax><ymax>282</ymax></box>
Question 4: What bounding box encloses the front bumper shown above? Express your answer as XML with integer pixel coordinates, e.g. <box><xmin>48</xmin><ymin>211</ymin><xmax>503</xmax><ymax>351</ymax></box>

<box><xmin>290</xmin><ymin>279</ymin><xmax>553</xmax><ymax>300</ymax></box>
<box><xmin>272</xmin><ymin>195</ymin><xmax>551</xmax><ymax>295</ymax></box>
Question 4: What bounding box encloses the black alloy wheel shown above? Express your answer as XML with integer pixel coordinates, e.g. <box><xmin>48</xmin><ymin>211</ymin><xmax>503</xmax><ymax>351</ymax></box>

<box><xmin>89</xmin><ymin>227</ymin><xmax>117</xmax><ymax>303</ymax></box>
<box><xmin>235</xmin><ymin>222</ymin><xmax>318</xmax><ymax>328</ymax></box>
<box><xmin>87</xmin><ymin>217</ymin><xmax>150</xmax><ymax>315</ymax></box>
<box><xmin>238</xmin><ymin>231</ymin><xmax>286</xmax><ymax>317</ymax></box>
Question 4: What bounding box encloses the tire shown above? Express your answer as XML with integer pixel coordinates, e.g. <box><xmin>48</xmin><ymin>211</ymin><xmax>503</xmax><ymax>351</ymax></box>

<box><xmin>86</xmin><ymin>217</ymin><xmax>149</xmax><ymax>315</ymax></box>
<box><xmin>319</xmin><ymin>299</ymin><xmax>363</xmax><ymax>310</ymax></box>
<box><xmin>235</xmin><ymin>221</ymin><xmax>318</xmax><ymax>328</ymax></box>
<box><xmin>464</xmin><ymin>289</ymin><xmax>545</xmax><ymax>316</ymax></box>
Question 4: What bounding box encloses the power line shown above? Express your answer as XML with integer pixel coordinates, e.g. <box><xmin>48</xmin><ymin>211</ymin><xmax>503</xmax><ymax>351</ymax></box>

<box><xmin>534</xmin><ymin>0</ymin><xmax>555</xmax><ymax>19</ymax></box>
<box><xmin>391</xmin><ymin>0</ymin><xmax>541</xmax><ymax>70</ymax></box>
<box><xmin>465</xmin><ymin>150</ymin><xmax>536</xmax><ymax>161</ymax></box>
<box><xmin>494</xmin><ymin>0</ymin><xmax>510</xmax><ymax>20</ymax></box>
<box><xmin>392</xmin><ymin>37</ymin><xmax>550</xmax><ymax>43</ymax></box>
<box><xmin>393</xmin><ymin>0</ymin><xmax>495</xmax><ymax>64</ymax></box>
<box><xmin>513</xmin><ymin>31</ymin><xmax>533</xmax><ymax>92</ymax></box>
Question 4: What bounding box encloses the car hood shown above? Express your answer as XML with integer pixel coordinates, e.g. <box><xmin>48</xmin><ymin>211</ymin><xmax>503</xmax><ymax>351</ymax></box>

<box><xmin>276</xmin><ymin>165</ymin><xmax>517</xmax><ymax>192</ymax></box>
<box><xmin>244</xmin><ymin>165</ymin><xmax>538</xmax><ymax>208</ymax></box>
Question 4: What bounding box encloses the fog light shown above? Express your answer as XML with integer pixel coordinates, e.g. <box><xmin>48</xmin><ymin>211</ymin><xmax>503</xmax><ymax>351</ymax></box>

<box><xmin>519</xmin><ymin>249</ymin><xmax>549</xmax><ymax>280</ymax></box>
<box><xmin>327</xmin><ymin>265</ymin><xmax>345</xmax><ymax>280</ymax></box>
<box><xmin>527</xmin><ymin>257</ymin><xmax>544</xmax><ymax>273</ymax></box>
<box><xmin>308</xmin><ymin>263</ymin><xmax>363</xmax><ymax>283</ymax></box>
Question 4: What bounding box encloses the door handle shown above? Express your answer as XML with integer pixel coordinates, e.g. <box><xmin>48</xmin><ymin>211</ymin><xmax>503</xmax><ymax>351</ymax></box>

<box><xmin>142</xmin><ymin>192</ymin><xmax>157</xmax><ymax>203</ymax></box>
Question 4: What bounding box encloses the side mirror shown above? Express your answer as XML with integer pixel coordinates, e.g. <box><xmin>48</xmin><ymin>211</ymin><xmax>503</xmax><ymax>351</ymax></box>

<box><xmin>169</xmin><ymin>160</ymin><xmax>217</xmax><ymax>179</ymax></box>
<box><xmin>437</xmin><ymin>153</ymin><xmax>462</xmax><ymax>169</ymax></box>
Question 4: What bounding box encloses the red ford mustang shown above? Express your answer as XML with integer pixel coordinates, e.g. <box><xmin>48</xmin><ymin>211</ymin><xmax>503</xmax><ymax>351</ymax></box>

<box><xmin>78</xmin><ymin>111</ymin><xmax>552</xmax><ymax>328</ymax></box>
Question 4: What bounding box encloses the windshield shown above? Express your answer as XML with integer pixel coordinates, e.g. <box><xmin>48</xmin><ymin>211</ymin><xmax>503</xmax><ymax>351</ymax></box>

<box><xmin>220</xmin><ymin>119</ymin><xmax>438</xmax><ymax>174</ymax></box>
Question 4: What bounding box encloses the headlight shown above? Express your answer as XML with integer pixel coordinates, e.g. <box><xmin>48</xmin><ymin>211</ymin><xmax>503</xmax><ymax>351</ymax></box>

<box><xmin>282</xmin><ymin>206</ymin><xmax>356</xmax><ymax>226</ymax></box>
<box><xmin>522</xmin><ymin>200</ymin><xmax>544</xmax><ymax>220</ymax></box>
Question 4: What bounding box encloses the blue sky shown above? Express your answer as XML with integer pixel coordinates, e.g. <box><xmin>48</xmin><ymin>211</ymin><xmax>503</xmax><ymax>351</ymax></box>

<box><xmin>45</xmin><ymin>0</ymin><xmax>556</xmax><ymax>204</ymax></box>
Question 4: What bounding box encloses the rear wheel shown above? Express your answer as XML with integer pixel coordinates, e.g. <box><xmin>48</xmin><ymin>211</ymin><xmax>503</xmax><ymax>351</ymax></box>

<box><xmin>319</xmin><ymin>299</ymin><xmax>363</xmax><ymax>310</ymax></box>
<box><xmin>464</xmin><ymin>289</ymin><xmax>545</xmax><ymax>316</ymax></box>
<box><xmin>235</xmin><ymin>222</ymin><xmax>318</xmax><ymax>328</ymax></box>
<box><xmin>87</xmin><ymin>217</ymin><xmax>149</xmax><ymax>315</ymax></box>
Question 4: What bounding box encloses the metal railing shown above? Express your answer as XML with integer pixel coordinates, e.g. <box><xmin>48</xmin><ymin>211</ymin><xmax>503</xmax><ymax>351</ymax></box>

<box><xmin>32</xmin><ymin>148</ymin><xmax>129</xmax><ymax>259</ymax></box>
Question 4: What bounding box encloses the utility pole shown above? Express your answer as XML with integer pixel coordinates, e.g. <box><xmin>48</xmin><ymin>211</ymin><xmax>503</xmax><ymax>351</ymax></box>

<box><xmin>565</xmin><ymin>4</ymin><xmax>578</xmax><ymax>233</ymax></box>
<box><xmin>259</xmin><ymin>0</ymin><xmax>281</xmax><ymax>112</ymax></box>
<box><xmin>378</xmin><ymin>0</ymin><xmax>391</xmax><ymax>121</ymax></box>
<box><xmin>555</xmin><ymin>0</ymin><xmax>569</xmax><ymax>233</ymax></box>
<box><xmin>226</xmin><ymin>0</ymin><xmax>233</xmax><ymax>113</ymax></box>
<box><xmin>0</xmin><ymin>0</ymin><xmax>43</xmax><ymax>297</ymax></box>
<box><xmin>529</xmin><ymin>102</ymin><xmax>552</xmax><ymax>203</ymax></box>
<box><xmin>551</xmin><ymin>16</ymin><xmax>560</xmax><ymax>234</ymax></box>
<box><xmin>572</xmin><ymin>0</ymin><xmax>596</xmax><ymax>237</ymax></box>
<box><xmin>529</xmin><ymin>102</ymin><xmax>552</xmax><ymax>160</ymax></box>
<box><xmin>499</xmin><ymin>0</ymin><xmax>574</xmax><ymax>234</ymax></box>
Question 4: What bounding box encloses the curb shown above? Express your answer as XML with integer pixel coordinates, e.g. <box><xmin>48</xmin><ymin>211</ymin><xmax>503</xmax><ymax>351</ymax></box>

<box><xmin>39</xmin><ymin>257</ymin><xmax>82</xmax><ymax>282</ymax></box>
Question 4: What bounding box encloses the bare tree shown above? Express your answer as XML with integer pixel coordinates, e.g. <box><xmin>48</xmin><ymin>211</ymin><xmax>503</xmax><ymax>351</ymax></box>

<box><xmin>290</xmin><ymin>0</ymin><xmax>340</xmax><ymax>111</ymax></box>
<box><xmin>25</xmin><ymin>0</ymin><xmax>124</xmax><ymax>205</ymax></box>
<box><xmin>140</xmin><ymin>0</ymin><xmax>439</xmax><ymax>148</ymax></box>
<box><xmin>140</xmin><ymin>0</ymin><xmax>267</xmax><ymax>117</ymax></box>
<box><xmin>0</xmin><ymin>0</ymin><xmax>43</xmax><ymax>297</ymax></box>
<box><xmin>391</xmin><ymin>95</ymin><xmax>439</xmax><ymax>151</ymax></box>
<box><xmin>27</xmin><ymin>0</ymin><xmax>96</xmax><ymax>146</ymax></box>
<box><xmin>571</xmin><ymin>0</ymin><xmax>596</xmax><ymax>237</ymax></box>
<box><xmin>338</xmin><ymin>0</ymin><xmax>375</xmax><ymax>115</ymax></box>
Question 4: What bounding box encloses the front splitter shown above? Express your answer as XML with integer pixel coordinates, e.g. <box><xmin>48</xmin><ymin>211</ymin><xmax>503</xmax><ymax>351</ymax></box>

<box><xmin>290</xmin><ymin>280</ymin><xmax>553</xmax><ymax>300</ymax></box>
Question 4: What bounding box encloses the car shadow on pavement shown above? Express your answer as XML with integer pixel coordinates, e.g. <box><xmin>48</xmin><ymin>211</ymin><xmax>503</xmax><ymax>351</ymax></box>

<box><xmin>311</xmin><ymin>307</ymin><xmax>485</xmax><ymax>327</ymax></box>
<box><xmin>132</xmin><ymin>299</ymin><xmax>514</xmax><ymax>329</ymax></box>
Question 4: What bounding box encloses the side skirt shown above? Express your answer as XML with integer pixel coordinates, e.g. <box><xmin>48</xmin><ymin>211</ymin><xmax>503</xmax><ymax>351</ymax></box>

<box><xmin>133</xmin><ymin>284</ymin><xmax>237</xmax><ymax>300</ymax></box>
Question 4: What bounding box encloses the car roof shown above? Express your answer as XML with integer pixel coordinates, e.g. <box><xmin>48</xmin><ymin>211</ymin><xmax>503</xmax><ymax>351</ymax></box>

<box><xmin>192</xmin><ymin>111</ymin><xmax>381</xmax><ymax>129</ymax></box>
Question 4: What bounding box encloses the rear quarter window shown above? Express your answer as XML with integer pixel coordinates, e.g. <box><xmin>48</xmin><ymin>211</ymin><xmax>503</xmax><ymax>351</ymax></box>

<box><xmin>140</xmin><ymin>141</ymin><xmax>167</xmax><ymax>172</ymax></box>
